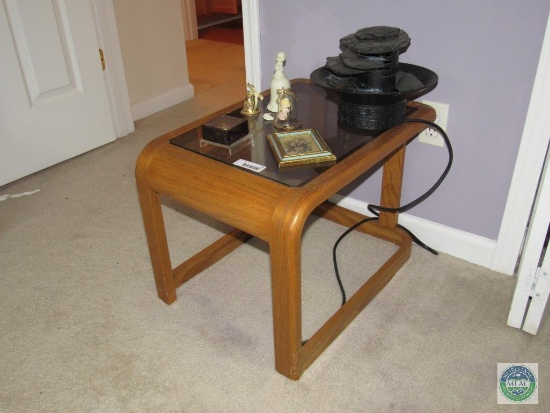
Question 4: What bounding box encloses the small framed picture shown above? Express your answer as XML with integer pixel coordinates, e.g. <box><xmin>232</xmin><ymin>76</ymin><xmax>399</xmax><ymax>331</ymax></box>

<box><xmin>266</xmin><ymin>129</ymin><xmax>336</xmax><ymax>168</ymax></box>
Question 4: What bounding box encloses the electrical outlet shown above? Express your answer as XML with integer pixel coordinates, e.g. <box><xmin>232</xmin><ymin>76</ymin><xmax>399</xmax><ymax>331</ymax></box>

<box><xmin>418</xmin><ymin>100</ymin><xmax>449</xmax><ymax>147</ymax></box>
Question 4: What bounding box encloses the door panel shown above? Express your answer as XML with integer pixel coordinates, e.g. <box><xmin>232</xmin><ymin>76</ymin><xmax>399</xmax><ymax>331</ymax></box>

<box><xmin>7</xmin><ymin>0</ymin><xmax>76</xmax><ymax>102</ymax></box>
<box><xmin>0</xmin><ymin>0</ymin><xmax>115</xmax><ymax>186</ymax></box>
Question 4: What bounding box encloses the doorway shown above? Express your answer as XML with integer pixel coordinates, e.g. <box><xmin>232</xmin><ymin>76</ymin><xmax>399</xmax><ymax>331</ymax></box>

<box><xmin>184</xmin><ymin>0</ymin><xmax>246</xmax><ymax>102</ymax></box>
<box><xmin>196</xmin><ymin>0</ymin><xmax>244</xmax><ymax>45</ymax></box>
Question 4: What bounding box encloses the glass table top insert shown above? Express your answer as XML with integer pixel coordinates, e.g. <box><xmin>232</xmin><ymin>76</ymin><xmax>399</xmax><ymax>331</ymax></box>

<box><xmin>169</xmin><ymin>81</ymin><xmax>418</xmax><ymax>187</ymax></box>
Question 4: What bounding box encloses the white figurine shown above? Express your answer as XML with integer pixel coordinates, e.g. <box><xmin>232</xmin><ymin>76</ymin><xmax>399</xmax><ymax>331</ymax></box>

<box><xmin>267</xmin><ymin>52</ymin><xmax>291</xmax><ymax>112</ymax></box>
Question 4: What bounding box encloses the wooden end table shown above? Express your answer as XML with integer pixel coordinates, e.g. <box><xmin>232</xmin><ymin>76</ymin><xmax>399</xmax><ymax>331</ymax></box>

<box><xmin>135</xmin><ymin>79</ymin><xmax>435</xmax><ymax>380</ymax></box>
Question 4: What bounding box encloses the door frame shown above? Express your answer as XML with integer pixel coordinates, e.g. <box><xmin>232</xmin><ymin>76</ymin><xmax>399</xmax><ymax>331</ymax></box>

<box><xmin>241</xmin><ymin>0</ymin><xmax>261</xmax><ymax>89</ymax></box>
<box><xmin>491</xmin><ymin>11</ymin><xmax>550</xmax><ymax>275</ymax></box>
<box><xmin>181</xmin><ymin>0</ymin><xmax>198</xmax><ymax>41</ymax></box>
<box><xmin>89</xmin><ymin>0</ymin><xmax>134</xmax><ymax>138</ymax></box>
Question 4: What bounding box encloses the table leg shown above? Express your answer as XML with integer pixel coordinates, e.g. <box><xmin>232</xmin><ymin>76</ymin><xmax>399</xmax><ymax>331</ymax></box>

<box><xmin>269</xmin><ymin>214</ymin><xmax>303</xmax><ymax>380</ymax></box>
<box><xmin>379</xmin><ymin>144</ymin><xmax>406</xmax><ymax>229</ymax></box>
<box><xmin>137</xmin><ymin>183</ymin><xmax>177</xmax><ymax>304</ymax></box>
<box><xmin>270</xmin><ymin>200</ymin><xmax>413</xmax><ymax>380</ymax></box>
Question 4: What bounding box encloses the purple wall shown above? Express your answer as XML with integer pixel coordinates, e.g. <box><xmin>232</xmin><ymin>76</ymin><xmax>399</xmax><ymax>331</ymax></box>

<box><xmin>259</xmin><ymin>0</ymin><xmax>549</xmax><ymax>240</ymax></box>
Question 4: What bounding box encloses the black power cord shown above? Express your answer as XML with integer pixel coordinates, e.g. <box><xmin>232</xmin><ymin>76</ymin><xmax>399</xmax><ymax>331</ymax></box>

<box><xmin>332</xmin><ymin>119</ymin><xmax>454</xmax><ymax>307</ymax></box>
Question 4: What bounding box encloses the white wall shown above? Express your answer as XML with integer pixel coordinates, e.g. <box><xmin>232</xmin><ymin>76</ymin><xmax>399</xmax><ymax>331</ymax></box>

<box><xmin>259</xmin><ymin>0</ymin><xmax>549</xmax><ymax>241</ymax></box>
<box><xmin>257</xmin><ymin>0</ymin><xmax>550</xmax><ymax>271</ymax></box>
<box><xmin>112</xmin><ymin>0</ymin><xmax>193</xmax><ymax>119</ymax></box>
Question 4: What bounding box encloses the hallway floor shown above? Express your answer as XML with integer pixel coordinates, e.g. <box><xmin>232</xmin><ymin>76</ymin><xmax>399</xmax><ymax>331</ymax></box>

<box><xmin>198</xmin><ymin>18</ymin><xmax>244</xmax><ymax>45</ymax></box>
<box><xmin>185</xmin><ymin>39</ymin><xmax>246</xmax><ymax>101</ymax></box>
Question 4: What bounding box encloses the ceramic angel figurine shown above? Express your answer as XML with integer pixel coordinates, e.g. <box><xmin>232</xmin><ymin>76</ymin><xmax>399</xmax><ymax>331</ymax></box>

<box><xmin>273</xmin><ymin>88</ymin><xmax>301</xmax><ymax>130</ymax></box>
<box><xmin>241</xmin><ymin>83</ymin><xmax>263</xmax><ymax>116</ymax></box>
<box><xmin>267</xmin><ymin>52</ymin><xmax>291</xmax><ymax>112</ymax></box>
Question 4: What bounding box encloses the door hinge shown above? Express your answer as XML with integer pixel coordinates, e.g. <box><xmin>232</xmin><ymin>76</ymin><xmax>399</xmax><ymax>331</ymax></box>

<box><xmin>99</xmin><ymin>48</ymin><xmax>106</xmax><ymax>71</ymax></box>
<box><xmin>525</xmin><ymin>267</ymin><xmax>540</xmax><ymax>297</ymax></box>
<box><xmin>531</xmin><ymin>267</ymin><xmax>549</xmax><ymax>297</ymax></box>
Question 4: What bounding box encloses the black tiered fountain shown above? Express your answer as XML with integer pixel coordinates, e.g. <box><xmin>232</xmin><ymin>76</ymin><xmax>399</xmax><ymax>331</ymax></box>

<box><xmin>310</xmin><ymin>26</ymin><xmax>438</xmax><ymax>130</ymax></box>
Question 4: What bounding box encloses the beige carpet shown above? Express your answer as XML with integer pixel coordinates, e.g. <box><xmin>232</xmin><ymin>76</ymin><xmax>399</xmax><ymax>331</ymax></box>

<box><xmin>1</xmin><ymin>52</ymin><xmax>549</xmax><ymax>411</ymax></box>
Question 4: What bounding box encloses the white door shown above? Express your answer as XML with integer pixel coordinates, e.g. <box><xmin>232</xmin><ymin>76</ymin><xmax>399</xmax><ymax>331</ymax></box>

<box><xmin>507</xmin><ymin>148</ymin><xmax>550</xmax><ymax>335</ymax></box>
<box><xmin>505</xmin><ymin>11</ymin><xmax>550</xmax><ymax>336</ymax></box>
<box><xmin>0</xmin><ymin>0</ymin><xmax>116</xmax><ymax>187</ymax></box>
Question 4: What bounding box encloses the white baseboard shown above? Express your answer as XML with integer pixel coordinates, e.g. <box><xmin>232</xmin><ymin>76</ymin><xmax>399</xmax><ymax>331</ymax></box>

<box><xmin>131</xmin><ymin>84</ymin><xmax>195</xmax><ymax>121</ymax></box>
<box><xmin>330</xmin><ymin>195</ymin><xmax>499</xmax><ymax>271</ymax></box>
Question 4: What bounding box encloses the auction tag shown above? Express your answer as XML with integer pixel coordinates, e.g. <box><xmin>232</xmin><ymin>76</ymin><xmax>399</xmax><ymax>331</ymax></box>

<box><xmin>233</xmin><ymin>159</ymin><xmax>266</xmax><ymax>172</ymax></box>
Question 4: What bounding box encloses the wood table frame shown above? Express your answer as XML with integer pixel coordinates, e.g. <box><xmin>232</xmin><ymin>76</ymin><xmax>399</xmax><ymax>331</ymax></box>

<box><xmin>135</xmin><ymin>84</ymin><xmax>435</xmax><ymax>380</ymax></box>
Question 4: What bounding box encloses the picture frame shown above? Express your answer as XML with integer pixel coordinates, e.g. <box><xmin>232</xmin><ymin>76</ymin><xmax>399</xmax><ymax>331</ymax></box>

<box><xmin>266</xmin><ymin>129</ymin><xmax>336</xmax><ymax>168</ymax></box>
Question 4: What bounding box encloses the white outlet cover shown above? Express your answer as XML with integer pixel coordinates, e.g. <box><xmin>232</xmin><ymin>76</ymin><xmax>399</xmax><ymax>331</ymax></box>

<box><xmin>418</xmin><ymin>100</ymin><xmax>449</xmax><ymax>147</ymax></box>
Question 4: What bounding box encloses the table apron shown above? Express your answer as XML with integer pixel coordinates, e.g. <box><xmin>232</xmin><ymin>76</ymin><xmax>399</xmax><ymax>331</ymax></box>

<box><xmin>140</xmin><ymin>147</ymin><xmax>290</xmax><ymax>241</ymax></box>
